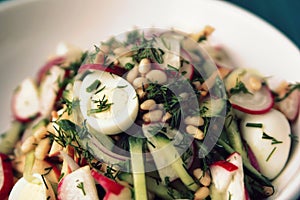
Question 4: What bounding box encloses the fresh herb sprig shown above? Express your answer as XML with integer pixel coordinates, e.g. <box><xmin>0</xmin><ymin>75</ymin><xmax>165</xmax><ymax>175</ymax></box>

<box><xmin>88</xmin><ymin>95</ymin><xmax>113</xmax><ymax>114</ymax></box>
<box><xmin>47</xmin><ymin>119</ymin><xmax>101</xmax><ymax>168</ymax></box>
<box><xmin>76</xmin><ymin>182</ymin><xmax>86</xmax><ymax>196</ymax></box>
<box><xmin>230</xmin><ymin>79</ymin><xmax>252</xmax><ymax>95</ymax></box>
<box><xmin>86</xmin><ymin>80</ymin><xmax>101</xmax><ymax>93</ymax></box>
<box><xmin>146</xmin><ymin>80</ymin><xmax>199</xmax><ymax>128</ymax></box>
<box><xmin>262</xmin><ymin>132</ymin><xmax>283</xmax><ymax>145</ymax></box>
<box><xmin>131</xmin><ymin>33</ymin><xmax>164</xmax><ymax>64</ymax></box>
<box><xmin>275</xmin><ymin>82</ymin><xmax>300</xmax><ymax>102</ymax></box>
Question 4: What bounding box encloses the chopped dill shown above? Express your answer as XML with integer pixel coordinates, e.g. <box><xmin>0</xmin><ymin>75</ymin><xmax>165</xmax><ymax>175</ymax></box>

<box><xmin>88</xmin><ymin>95</ymin><xmax>113</xmax><ymax>114</ymax></box>
<box><xmin>262</xmin><ymin>132</ymin><xmax>283</xmax><ymax>145</ymax></box>
<box><xmin>230</xmin><ymin>79</ymin><xmax>252</xmax><ymax>95</ymax></box>
<box><xmin>76</xmin><ymin>182</ymin><xmax>86</xmax><ymax>196</ymax></box>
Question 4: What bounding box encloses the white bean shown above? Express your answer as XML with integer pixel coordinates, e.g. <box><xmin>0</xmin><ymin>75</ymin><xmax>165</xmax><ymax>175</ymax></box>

<box><xmin>186</xmin><ymin>125</ymin><xmax>204</xmax><ymax>140</ymax></box>
<box><xmin>133</xmin><ymin>77</ymin><xmax>148</xmax><ymax>88</ymax></box>
<box><xmin>143</xmin><ymin>110</ymin><xmax>163</xmax><ymax>123</ymax></box>
<box><xmin>33</xmin><ymin>126</ymin><xmax>48</xmax><ymax>141</ymax></box>
<box><xmin>126</xmin><ymin>65</ymin><xmax>139</xmax><ymax>83</ymax></box>
<box><xmin>35</xmin><ymin>138</ymin><xmax>51</xmax><ymax>160</ymax></box>
<box><xmin>21</xmin><ymin>136</ymin><xmax>37</xmax><ymax>153</ymax></box>
<box><xmin>194</xmin><ymin>187</ymin><xmax>210</xmax><ymax>200</ymax></box>
<box><xmin>136</xmin><ymin>88</ymin><xmax>147</xmax><ymax>99</ymax></box>
<box><xmin>162</xmin><ymin>112</ymin><xmax>172</xmax><ymax>122</ymax></box>
<box><xmin>146</xmin><ymin>70</ymin><xmax>167</xmax><ymax>84</ymax></box>
<box><xmin>140</xmin><ymin>99</ymin><xmax>156</xmax><ymax>110</ymax></box>
<box><xmin>247</xmin><ymin>76</ymin><xmax>262</xmax><ymax>92</ymax></box>
<box><xmin>193</xmin><ymin>168</ymin><xmax>211</xmax><ymax>186</ymax></box>
<box><xmin>184</xmin><ymin>116</ymin><xmax>204</xmax><ymax>127</ymax></box>
<box><xmin>179</xmin><ymin>92</ymin><xmax>189</xmax><ymax>100</ymax></box>
<box><xmin>138</xmin><ymin>58</ymin><xmax>151</xmax><ymax>74</ymax></box>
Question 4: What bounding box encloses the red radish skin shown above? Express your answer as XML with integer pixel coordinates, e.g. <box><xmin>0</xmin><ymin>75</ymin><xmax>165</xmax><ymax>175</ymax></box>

<box><xmin>0</xmin><ymin>153</ymin><xmax>14</xmax><ymax>199</ymax></box>
<box><xmin>39</xmin><ymin>66</ymin><xmax>66</xmax><ymax>116</ymax></box>
<box><xmin>57</xmin><ymin>166</ymin><xmax>99</xmax><ymax>200</ymax></box>
<box><xmin>12</xmin><ymin>93</ymin><xmax>39</xmax><ymax>123</ymax></box>
<box><xmin>225</xmin><ymin>152</ymin><xmax>246</xmax><ymax>200</ymax></box>
<box><xmin>230</xmin><ymin>86</ymin><xmax>274</xmax><ymax>115</ymax></box>
<box><xmin>37</xmin><ymin>56</ymin><xmax>65</xmax><ymax>83</ymax></box>
<box><xmin>210</xmin><ymin>159</ymin><xmax>239</xmax><ymax>194</ymax></box>
<box><xmin>276</xmin><ymin>90</ymin><xmax>300</xmax><ymax>121</ymax></box>
<box><xmin>244</xmin><ymin>142</ymin><xmax>260</xmax><ymax>172</ymax></box>
<box><xmin>91</xmin><ymin>170</ymin><xmax>124</xmax><ymax>195</ymax></box>
<box><xmin>245</xmin><ymin>187</ymin><xmax>250</xmax><ymax>200</ymax></box>
<box><xmin>91</xmin><ymin>169</ymin><xmax>131</xmax><ymax>200</ymax></box>
<box><xmin>54</xmin><ymin>69</ymin><xmax>71</xmax><ymax>107</ymax></box>
<box><xmin>211</xmin><ymin>160</ymin><xmax>239</xmax><ymax>172</ymax></box>
<box><xmin>12</xmin><ymin>79</ymin><xmax>40</xmax><ymax>123</ymax></box>
<box><xmin>78</xmin><ymin>64</ymin><xmax>127</xmax><ymax>77</ymax></box>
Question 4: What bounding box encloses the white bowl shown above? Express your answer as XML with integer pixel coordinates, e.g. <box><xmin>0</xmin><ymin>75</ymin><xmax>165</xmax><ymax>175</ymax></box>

<box><xmin>0</xmin><ymin>0</ymin><xmax>299</xmax><ymax>199</ymax></box>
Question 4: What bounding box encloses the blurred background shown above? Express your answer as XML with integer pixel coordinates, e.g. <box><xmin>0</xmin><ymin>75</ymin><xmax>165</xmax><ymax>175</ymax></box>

<box><xmin>0</xmin><ymin>0</ymin><xmax>298</xmax><ymax>48</ymax></box>
<box><xmin>226</xmin><ymin>0</ymin><xmax>299</xmax><ymax>48</ymax></box>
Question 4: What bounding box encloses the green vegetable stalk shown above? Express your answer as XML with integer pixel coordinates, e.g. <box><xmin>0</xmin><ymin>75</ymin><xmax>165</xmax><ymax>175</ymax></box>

<box><xmin>223</xmin><ymin>109</ymin><xmax>273</xmax><ymax>187</ymax></box>
<box><xmin>145</xmin><ymin>131</ymin><xmax>199</xmax><ymax>192</ymax></box>
<box><xmin>129</xmin><ymin>137</ymin><xmax>147</xmax><ymax>200</ymax></box>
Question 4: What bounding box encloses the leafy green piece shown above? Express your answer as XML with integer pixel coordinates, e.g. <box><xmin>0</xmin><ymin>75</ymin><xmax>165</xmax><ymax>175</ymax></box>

<box><xmin>275</xmin><ymin>82</ymin><xmax>300</xmax><ymax>102</ymax></box>
<box><xmin>86</xmin><ymin>80</ymin><xmax>101</xmax><ymax>93</ymax></box>
<box><xmin>262</xmin><ymin>132</ymin><xmax>283</xmax><ymax>145</ymax></box>
<box><xmin>246</xmin><ymin>123</ymin><xmax>263</xmax><ymax>128</ymax></box>
<box><xmin>88</xmin><ymin>95</ymin><xmax>113</xmax><ymax>114</ymax></box>
<box><xmin>230</xmin><ymin>80</ymin><xmax>252</xmax><ymax>95</ymax></box>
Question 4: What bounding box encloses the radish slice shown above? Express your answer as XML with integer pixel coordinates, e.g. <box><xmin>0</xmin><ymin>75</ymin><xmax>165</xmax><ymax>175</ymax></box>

<box><xmin>78</xmin><ymin>64</ymin><xmax>127</xmax><ymax>77</ymax></box>
<box><xmin>91</xmin><ymin>169</ymin><xmax>131</xmax><ymax>200</ymax></box>
<box><xmin>230</xmin><ymin>86</ymin><xmax>274</xmax><ymax>114</ymax></box>
<box><xmin>244</xmin><ymin>142</ymin><xmax>260</xmax><ymax>172</ymax></box>
<box><xmin>276</xmin><ymin>89</ymin><xmax>300</xmax><ymax>121</ymax></box>
<box><xmin>0</xmin><ymin>153</ymin><xmax>14</xmax><ymax>199</ymax></box>
<box><xmin>210</xmin><ymin>160</ymin><xmax>238</xmax><ymax>192</ymax></box>
<box><xmin>210</xmin><ymin>153</ymin><xmax>246</xmax><ymax>200</ymax></box>
<box><xmin>39</xmin><ymin>66</ymin><xmax>66</xmax><ymax>116</ymax></box>
<box><xmin>12</xmin><ymin>78</ymin><xmax>40</xmax><ymax>122</ymax></box>
<box><xmin>57</xmin><ymin>166</ymin><xmax>99</xmax><ymax>200</ymax></box>
<box><xmin>37</xmin><ymin>56</ymin><xmax>65</xmax><ymax>83</ymax></box>
<box><xmin>226</xmin><ymin>152</ymin><xmax>246</xmax><ymax>200</ymax></box>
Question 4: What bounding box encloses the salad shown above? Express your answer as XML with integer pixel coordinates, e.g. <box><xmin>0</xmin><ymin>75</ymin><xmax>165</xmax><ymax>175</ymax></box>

<box><xmin>1</xmin><ymin>26</ymin><xmax>299</xmax><ymax>200</ymax></box>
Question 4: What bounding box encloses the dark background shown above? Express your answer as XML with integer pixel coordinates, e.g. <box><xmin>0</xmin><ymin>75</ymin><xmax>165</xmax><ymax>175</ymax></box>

<box><xmin>226</xmin><ymin>0</ymin><xmax>300</xmax><ymax>49</ymax></box>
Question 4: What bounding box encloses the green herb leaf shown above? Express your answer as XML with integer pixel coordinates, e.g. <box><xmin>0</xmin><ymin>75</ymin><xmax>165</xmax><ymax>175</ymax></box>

<box><xmin>246</xmin><ymin>123</ymin><xmax>263</xmax><ymax>128</ymax></box>
<box><xmin>230</xmin><ymin>80</ymin><xmax>252</xmax><ymax>95</ymax></box>
<box><xmin>88</xmin><ymin>95</ymin><xmax>113</xmax><ymax>114</ymax></box>
<box><xmin>86</xmin><ymin>80</ymin><xmax>101</xmax><ymax>93</ymax></box>
<box><xmin>289</xmin><ymin>133</ymin><xmax>298</xmax><ymax>142</ymax></box>
<box><xmin>275</xmin><ymin>82</ymin><xmax>300</xmax><ymax>102</ymax></box>
<box><xmin>117</xmin><ymin>85</ymin><xmax>128</xmax><ymax>89</ymax></box>
<box><xmin>266</xmin><ymin>147</ymin><xmax>277</xmax><ymax>162</ymax></box>
<box><xmin>124</xmin><ymin>63</ymin><xmax>134</xmax><ymax>70</ymax></box>
<box><xmin>262</xmin><ymin>132</ymin><xmax>283</xmax><ymax>145</ymax></box>
<box><xmin>76</xmin><ymin>182</ymin><xmax>86</xmax><ymax>196</ymax></box>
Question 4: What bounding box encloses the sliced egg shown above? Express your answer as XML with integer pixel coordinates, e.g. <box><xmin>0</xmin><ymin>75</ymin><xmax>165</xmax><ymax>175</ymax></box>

<box><xmin>9</xmin><ymin>174</ymin><xmax>55</xmax><ymax>200</ymax></box>
<box><xmin>79</xmin><ymin>71</ymin><xmax>139</xmax><ymax>135</ymax></box>
<box><xmin>240</xmin><ymin>109</ymin><xmax>291</xmax><ymax>179</ymax></box>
